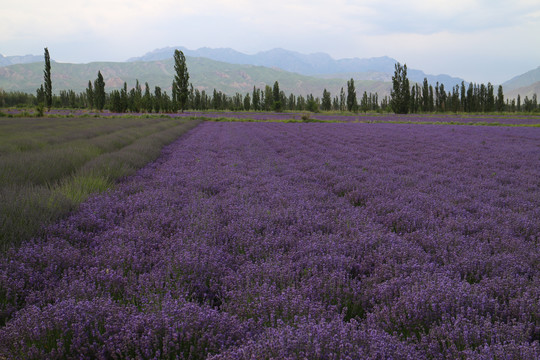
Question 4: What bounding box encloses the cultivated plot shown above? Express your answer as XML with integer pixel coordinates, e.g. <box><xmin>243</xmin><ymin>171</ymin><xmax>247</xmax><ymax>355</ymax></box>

<box><xmin>1</xmin><ymin>122</ymin><xmax>539</xmax><ymax>358</ymax></box>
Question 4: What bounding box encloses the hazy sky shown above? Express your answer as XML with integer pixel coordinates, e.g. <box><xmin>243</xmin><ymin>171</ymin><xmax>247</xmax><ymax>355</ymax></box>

<box><xmin>2</xmin><ymin>0</ymin><xmax>539</xmax><ymax>84</ymax></box>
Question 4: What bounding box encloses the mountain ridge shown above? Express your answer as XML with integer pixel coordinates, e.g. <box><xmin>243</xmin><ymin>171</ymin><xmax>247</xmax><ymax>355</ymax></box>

<box><xmin>502</xmin><ymin>66</ymin><xmax>540</xmax><ymax>92</ymax></box>
<box><xmin>505</xmin><ymin>81</ymin><xmax>540</xmax><ymax>100</ymax></box>
<box><xmin>128</xmin><ymin>46</ymin><xmax>465</xmax><ymax>89</ymax></box>
<box><xmin>0</xmin><ymin>57</ymin><xmax>392</xmax><ymax>97</ymax></box>
<box><xmin>2</xmin><ymin>47</ymin><xmax>539</xmax><ymax>98</ymax></box>
<box><xmin>0</xmin><ymin>53</ymin><xmax>43</xmax><ymax>67</ymax></box>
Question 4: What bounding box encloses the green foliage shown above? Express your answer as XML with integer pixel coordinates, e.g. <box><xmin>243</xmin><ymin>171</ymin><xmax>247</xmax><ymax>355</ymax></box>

<box><xmin>486</xmin><ymin>83</ymin><xmax>495</xmax><ymax>112</ymax></box>
<box><xmin>142</xmin><ymin>82</ymin><xmax>153</xmax><ymax>113</ymax></box>
<box><xmin>243</xmin><ymin>92</ymin><xmax>251</xmax><ymax>111</ymax></box>
<box><xmin>272</xmin><ymin>81</ymin><xmax>282</xmax><ymax>112</ymax></box>
<box><xmin>43</xmin><ymin>48</ymin><xmax>52</xmax><ymax>111</ymax></box>
<box><xmin>86</xmin><ymin>81</ymin><xmax>94</xmax><ymax>108</ymax></box>
<box><xmin>35</xmin><ymin>103</ymin><xmax>44</xmax><ymax>117</ymax></box>
<box><xmin>390</xmin><ymin>63</ymin><xmax>410</xmax><ymax>114</ymax></box>
<box><xmin>322</xmin><ymin>89</ymin><xmax>332</xmax><ymax>111</ymax></box>
<box><xmin>94</xmin><ymin>71</ymin><xmax>106</xmax><ymax>111</ymax></box>
<box><xmin>263</xmin><ymin>85</ymin><xmax>273</xmax><ymax>111</ymax></box>
<box><xmin>347</xmin><ymin>78</ymin><xmax>358</xmax><ymax>112</ymax></box>
<box><xmin>36</xmin><ymin>84</ymin><xmax>45</xmax><ymax>105</ymax></box>
<box><xmin>360</xmin><ymin>91</ymin><xmax>369</xmax><ymax>113</ymax></box>
<box><xmin>301</xmin><ymin>113</ymin><xmax>313</xmax><ymax>122</ymax></box>
<box><xmin>496</xmin><ymin>85</ymin><xmax>505</xmax><ymax>112</ymax></box>
<box><xmin>306</xmin><ymin>94</ymin><xmax>319</xmax><ymax>112</ymax></box>
<box><xmin>128</xmin><ymin>80</ymin><xmax>142</xmax><ymax>112</ymax></box>
<box><xmin>154</xmin><ymin>86</ymin><xmax>162</xmax><ymax>113</ymax></box>
<box><xmin>422</xmin><ymin>78</ymin><xmax>430</xmax><ymax>111</ymax></box>
<box><xmin>0</xmin><ymin>117</ymin><xmax>201</xmax><ymax>249</ymax></box>
<box><xmin>252</xmin><ymin>86</ymin><xmax>261</xmax><ymax>111</ymax></box>
<box><xmin>173</xmin><ymin>49</ymin><xmax>190</xmax><ymax>112</ymax></box>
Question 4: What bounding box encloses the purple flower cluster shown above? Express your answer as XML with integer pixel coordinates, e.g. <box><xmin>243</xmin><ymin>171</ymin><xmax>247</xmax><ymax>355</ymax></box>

<box><xmin>1</xmin><ymin>122</ymin><xmax>539</xmax><ymax>358</ymax></box>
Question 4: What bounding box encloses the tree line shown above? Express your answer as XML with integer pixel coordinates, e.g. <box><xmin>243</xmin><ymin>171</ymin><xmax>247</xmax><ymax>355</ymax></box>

<box><xmin>389</xmin><ymin>62</ymin><xmax>539</xmax><ymax>114</ymax></box>
<box><xmin>1</xmin><ymin>49</ymin><xmax>539</xmax><ymax>114</ymax></box>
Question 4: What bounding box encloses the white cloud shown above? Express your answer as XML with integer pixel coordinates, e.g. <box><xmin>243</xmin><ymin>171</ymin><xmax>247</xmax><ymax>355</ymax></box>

<box><xmin>1</xmin><ymin>0</ymin><xmax>539</xmax><ymax>82</ymax></box>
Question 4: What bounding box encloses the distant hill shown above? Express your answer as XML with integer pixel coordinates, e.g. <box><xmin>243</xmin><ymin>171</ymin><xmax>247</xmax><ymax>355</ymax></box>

<box><xmin>506</xmin><ymin>81</ymin><xmax>540</xmax><ymax>100</ymax></box>
<box><xmin>0</xmin><ymin>53</ymin><xmax>42</xmax><ymax>67</ymax></box>
<box><xmin>502</xmin><ymin>66</ymin><xmax>540</xmax><ymax>91</ymax></box>
<box><xmin>129</xmin><ymin>47</ymin><xmax>466</xmax><ymax>89</ymax></box>
<box><xmin>0</xmin><ymin>57</ymin><xmax>392</xmax><ymax>97</ymax></box>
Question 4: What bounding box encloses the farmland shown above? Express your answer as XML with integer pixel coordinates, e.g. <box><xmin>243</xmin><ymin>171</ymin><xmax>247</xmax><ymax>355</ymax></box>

<box><xmin>0</xmin><ymin>116</ymin><xmax>201</xmax><ymax>249</ymax></box>
<box><xmin>0</xmin><ymin>119</ymin><xmax>539</xmax><ymax>358</ymax></box>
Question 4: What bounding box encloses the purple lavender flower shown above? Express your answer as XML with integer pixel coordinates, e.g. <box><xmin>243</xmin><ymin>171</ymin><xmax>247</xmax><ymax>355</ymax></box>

<box><xmin>1</xmin><ymin>122</ymin><xmax>539</xmax><ymax>358</ymax></box>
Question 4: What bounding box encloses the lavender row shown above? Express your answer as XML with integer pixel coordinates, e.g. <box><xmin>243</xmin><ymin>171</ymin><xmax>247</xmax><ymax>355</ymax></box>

<box><xmin>176</xmin><ymin>111</ymin><xmax>540</xmax><ymax>124</ymax></box>
<box><xmin>1</xmin><ymin>122</ymin><xmax>539</xmax><ymax>358</ymax></box>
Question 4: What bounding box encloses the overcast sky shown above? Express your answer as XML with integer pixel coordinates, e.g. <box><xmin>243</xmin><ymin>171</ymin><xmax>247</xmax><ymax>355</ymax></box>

<box><xmin>2</xmin><ymin>0</ymin><xmax>539</xmax><ymax>84</ymax></box>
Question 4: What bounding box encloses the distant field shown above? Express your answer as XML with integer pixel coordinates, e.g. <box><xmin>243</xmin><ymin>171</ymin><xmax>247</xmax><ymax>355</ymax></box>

<box><xmin>3</xmin><ymin>108</ymin><xmax>540</xmax><ymax>126</ymax></box>
<box><xmin>0</xmin><ymin>116</ymin><xmax>201</xmax><ymax>249</ymax></box>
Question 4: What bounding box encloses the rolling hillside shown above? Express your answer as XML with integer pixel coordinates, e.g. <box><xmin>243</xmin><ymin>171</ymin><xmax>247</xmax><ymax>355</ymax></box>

<box><xmin>0</xmin><ymin>53</ymin><xmax>42</xmax><ymax>67</ymax></box>
<box><xmin>129</xmin><ymin>47</ymin><xmax>465</xmax><ymax>88</ymax></box>
<box><xmin>502</xmin><ymin>66</ymin><xmax>540</xmax><ymax>91</ymax></box>
<box><xmin>505</xmin><ymin>81</ymin><xmax>540</xmax><ymax>100</ymax></box>
<box><xmin>0</xmin><ymin>57</ymin><xmax>392</xmax><ymax>97</ymax></box>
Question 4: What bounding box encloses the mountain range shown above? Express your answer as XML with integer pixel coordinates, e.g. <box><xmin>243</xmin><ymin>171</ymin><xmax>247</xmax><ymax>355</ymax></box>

<box><xmin>0</xmin><ymin>53</ymin><xmax>42</xmax><ymax>67</ymax></box>
<box><xmin>0</xmin><ymin>57</ymin><xmax>390</xmax><ymax>97</ymax></box>
<box><xmin>502</xmin><ymin>66</ymin><xmax>540</xmax><ymax>99</ymax></box>
<box><xmin>128</xmin><ymin>47</ymin><xmax>465</xmax><ymax>89</ymax></box>
<box><xmin>1</xmin><ymin>47</ymin><xmax>539</xmax><ymax>99</ymax></box>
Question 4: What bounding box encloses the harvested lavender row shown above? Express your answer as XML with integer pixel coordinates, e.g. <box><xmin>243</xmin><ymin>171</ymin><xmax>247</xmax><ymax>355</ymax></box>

<box><xmin>1</xmin><ymin>122</ymin><xmax>539</xmax><ymax>359</ymax></box>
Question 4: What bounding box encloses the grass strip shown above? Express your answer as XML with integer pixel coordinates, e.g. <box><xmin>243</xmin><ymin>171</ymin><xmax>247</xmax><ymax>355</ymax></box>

<box><xmin>0</xmin><ymin>118</ymin><xmax>201</xmax><ymax>250</ymax></box>
<box><xmin>193</xmin><ymin>115</ymin><xmax>540</xmax><ymax>127</ymax></box>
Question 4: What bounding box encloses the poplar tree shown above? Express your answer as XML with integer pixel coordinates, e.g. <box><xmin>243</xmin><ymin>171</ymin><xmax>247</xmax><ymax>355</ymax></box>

<box><xmin>460</xmin><ymin>82</ymin><xmax>467</xmax><ymax>112</ymax></box>
<box><xmin>121</xmin><ymin>82</ymin><xmax>128</xmax><ymax>112</ymax></box>
<box><xmin>244</xmin><ymin>92</ymin><xmax>251</xmax><ymax>111</ymax></box>
<box><xmin>288</xmin><ymin>93</ymin><xmax>296</xmax><ymax>110</ymax></box>
<box><xmin>339</xmin><ymin>87</ymin><xmax>346</xmax><ymax>111</ymax></box>
<box><xmin>496</xmin><ymin>85</ymin><xmax>505</xmax><ymax>112</ymax></box>
<box><xmin>486</xmin><ymin>83</ymin><xmax>495</xmax><ymax>112</ymax></box>
<box><xmin>154</xmin><ymin>86</ymin><xmax>162</xmax><ymax>113</ymax></box>
<box><xmin>36</xmin><ymin>85</ymin><xmax>45</xmax><ymax>105</ymax></box>
<box><xmin>438</xmin><ymin>83</ymin><xmax>446</xmax><ymax>112</ymax></box>
<box><xmin>143</xmin><ymin>82</ymin><xmax>152</xmax><ymax>113</ymax></box>
<box><xmin>252</xmin><ymin>86</ymin><xmax>260</xmax><ymax>111</ymax></box>
<box><xmin>264</xmin><ymin>85</ymin><xmax>273</xmax><ymax>111</ymax></box>
<box><xmin>360</xmin><ymin>91</ymin><xmax>369</xmax><ymax>113</ymax></box>
<box><xmin>86</xmin><ymin>81</ymin><xmax>94</xmax><ymax>109</ymax></box>
<box><xmin>422</xmin><ymin>78</ymin><xmax>429</xmax><ymax>112</ymax></box>
<box><xmin>94</xmin><ymin>71</ymin><xmax>106</xmax><ymax>111</ymax></box>
<box><xmin>347</xmin><ymin>78</ymin><xmax>358</xmax><ymax>112</ymax></box>
<box><xmin>390</xmin><ymin>63</ymin><xmax>410</xmax><ymax>114</ymax></box>
<box><xmin>173</xmin><ymin>49</ymin><xmax>190</xmax><ymax>112</ymax></box>
<box><xmin>322</xmin><ymin>89</ymin><xmax>332</xmax><ymax>111</ymax></box>
<box><xmin>273</xmin><ymin>81</ymin><xmax>282</xmax><ymax>112</ymax></box>
<box><xmin>332</xmin><ymin>96</ymin><xmax>339</xmax><ymax>111</ymax></box>
<box><xmin>44</xmin><ymin>47</ymin><xmax>52</xmax><ymax>111</ymax></box>
<box><xmin>429</xmin><ymin>85</ymin><xmax>434</xmax><ymax>112</ymax></box>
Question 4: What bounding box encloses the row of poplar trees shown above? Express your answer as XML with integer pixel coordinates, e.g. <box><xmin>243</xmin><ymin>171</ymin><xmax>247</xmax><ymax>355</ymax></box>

<box><xmin>390</xmin><ymin>63</ymin><xmax>509</xmax><ymax>114</ymax></box>
<box><xmin>37</xmin><ymin>48</ymin><xmax>535</xmax><ymax>114</ymax></box>
<box><xmin>39</xmin><ymin>48</ymin><xmax>191</xmax><ymax>113</ymax></box>
<box><xmin>84</xmin><ymin>50</ymin><xmax>190</xmax><ymax>112</ymax></box>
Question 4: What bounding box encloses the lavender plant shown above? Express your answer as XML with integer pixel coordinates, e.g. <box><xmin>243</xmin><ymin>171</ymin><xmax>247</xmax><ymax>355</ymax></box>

<box><xmin>0</xmin><ymin>122</ymin><xmax>538</xmax><ymax>358</ymax></box>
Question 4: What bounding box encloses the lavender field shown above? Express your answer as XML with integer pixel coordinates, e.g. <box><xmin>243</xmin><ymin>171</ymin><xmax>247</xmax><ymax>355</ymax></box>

<box><xmin>1</xmin><ymin>122</ymin><xmax>539</xmax><ymax>358</ymax></box>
